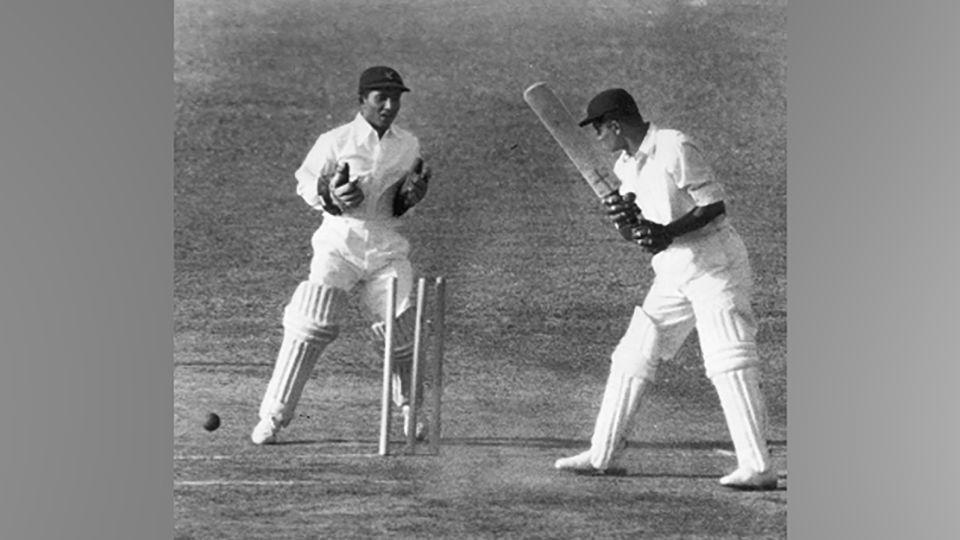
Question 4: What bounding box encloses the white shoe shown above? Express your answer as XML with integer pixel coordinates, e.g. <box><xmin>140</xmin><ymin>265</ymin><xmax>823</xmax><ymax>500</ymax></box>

<box><xmin>719</xmin><ymin>467</ymin><xmax>778</xmax><ymax>490</ymax></box>
<box><xmin>554</xmin><ymin>449</ymin><xmax>627</xmax><ymax>476</ymax></box>
<box><xmin>401</xmin><ymin>405</ymin><xmax>428</xmax><ymax>441</ymax></box>
<box><xmin>250</xmin><ymin>418</ymin><xmax>280</xmax><ymax>445</ymax></box>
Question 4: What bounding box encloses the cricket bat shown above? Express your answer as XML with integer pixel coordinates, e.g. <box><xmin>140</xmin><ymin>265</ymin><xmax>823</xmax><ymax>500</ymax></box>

<box><xmin>523</xmin><ymin>82</ymin><xmax>618</xmax><ymax>199</ymax></box>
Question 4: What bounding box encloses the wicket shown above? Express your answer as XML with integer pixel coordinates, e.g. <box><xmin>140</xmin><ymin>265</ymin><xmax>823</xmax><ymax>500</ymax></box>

<box><xmin>378</xmin><ymin>276</ymin><xmax>446</xmax><ymax>456</ymax></box>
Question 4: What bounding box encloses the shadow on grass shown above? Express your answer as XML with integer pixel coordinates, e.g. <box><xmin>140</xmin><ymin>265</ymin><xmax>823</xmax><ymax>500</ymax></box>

<box><xmin>554</xmin><ymin>468</ymin><xmax>788</xmax><ymax>492</ymax></box>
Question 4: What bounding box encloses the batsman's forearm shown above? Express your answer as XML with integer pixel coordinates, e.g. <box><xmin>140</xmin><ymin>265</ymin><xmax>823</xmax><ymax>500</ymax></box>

<box><xmin>663</xmin><ymin>201</ymin><xmax>725</xmax><ymax>239</ymax></box>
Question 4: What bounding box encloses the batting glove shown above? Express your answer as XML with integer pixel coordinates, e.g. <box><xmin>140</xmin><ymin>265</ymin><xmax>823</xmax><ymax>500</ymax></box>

<box><xmin>632</xmin><ymin>219</ymin><xmax>673</xmax><ymax>254</ymax></box>
<box><xmin>603</xmin><ymin>191</ymin><xmax>641</xmax><ymax>241</ymax></box>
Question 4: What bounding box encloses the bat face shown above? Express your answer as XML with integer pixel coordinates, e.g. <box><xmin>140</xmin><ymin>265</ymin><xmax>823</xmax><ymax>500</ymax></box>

<box><xmin>523</xmin><ymin>82</ymin><xmax>617</xmax><ymax>199</ymax></box>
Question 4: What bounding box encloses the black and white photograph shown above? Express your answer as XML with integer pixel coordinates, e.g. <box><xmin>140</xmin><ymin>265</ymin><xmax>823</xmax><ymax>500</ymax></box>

<box><xmin>173</xmin><ymin>0</ymin><xmax>787</xmax><ymax>537</ymax></box>
<box><xmin>7</xmin><ymin>0</ymin><xmax>960</xmax><ymax>538</ymax></box>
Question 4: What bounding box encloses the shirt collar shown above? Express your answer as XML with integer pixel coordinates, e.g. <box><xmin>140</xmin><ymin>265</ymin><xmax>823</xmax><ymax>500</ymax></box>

<box><xmin>351</xmin><ymin>112</ymin><xmax>396</xmax><ymax>144</ymax></box>
<box><xmin>635</xmin><ymin>123</ymin><xmax>657</xmax><ymax>158</ymax></box>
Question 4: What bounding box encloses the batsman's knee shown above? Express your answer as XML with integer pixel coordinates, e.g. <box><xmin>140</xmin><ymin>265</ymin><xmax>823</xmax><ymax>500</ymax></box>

<box><xmin>282</xmin><ymin>281</ymin><xmax>348</xmax><ymax>344</ymax></box>
<box><xmin>696</xmin><ymin>301</ymin><xmax>760</xmax><ymax>378</ymax></box>
<box><xmin>610</xmin><ymin>307</ymin><xmax>664</xmax><ymax>381</ymax></box>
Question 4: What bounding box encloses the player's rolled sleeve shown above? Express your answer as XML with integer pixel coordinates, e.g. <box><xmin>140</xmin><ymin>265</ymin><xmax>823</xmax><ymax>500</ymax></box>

<box><xmin>675</xmin><ymin>141</ymin><xmax>725</xmax><ymax>206</ymax></box>
<box><xmin>295</xmin><ymin>135</ymin><xmax>338</xmax><ymax>211</ymax></box>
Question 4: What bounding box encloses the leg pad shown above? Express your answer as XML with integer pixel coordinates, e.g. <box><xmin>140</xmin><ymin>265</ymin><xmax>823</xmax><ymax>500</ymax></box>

<box><xmin>711</xmin><ymin>367</ymin><xmax>772</xmax><ymax>475</ymax></box>
<box><xmin>610</xmin><ymin>307</ymin><xmax>663</xmax><ymax>381</ymax></box>
<box><xmin>588</xmin><ymin>374</ymin><xmax>648</xmax><ymax>471</ymax></box>
<box><xmin>371</xmin><ymin>307</ymin><xmax>420</xmax><ymax>406</ymax></box>
<box><xmin>257</xmin><ymin>282</ymin><xmax>347</xmax><ymax>426</ymax></box>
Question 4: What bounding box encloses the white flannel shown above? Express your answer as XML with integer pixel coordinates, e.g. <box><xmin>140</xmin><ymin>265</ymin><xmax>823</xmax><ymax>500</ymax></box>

<box><xmin>295</xmin><ymin>113</ymin><xmax>421</xmax><ymax>227</ymax></box>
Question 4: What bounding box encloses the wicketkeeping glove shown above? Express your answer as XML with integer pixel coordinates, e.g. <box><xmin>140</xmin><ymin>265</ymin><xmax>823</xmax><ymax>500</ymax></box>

<box><xmin>318</xmin><ymin>162</ymin><xmax>364</xmax><ymax>215</ymax></box>
<box><xmin>329</xmin><ymin>162</ymin><xmax>364</xmax><ymax>210</ymax></box>
<box><xmin>393</xmin><ymin>158</ymin><xmax>431</xmax><ymax>216</ymax></box>
<box><xmin>602</xmin><ymin>191</ymin><xmax>641</xmax><ymax>241</ymax></box>
<box><xmin>632</xmin><ymin>219</ymin><xmax>673</xmax><ymax>254</ymax></box>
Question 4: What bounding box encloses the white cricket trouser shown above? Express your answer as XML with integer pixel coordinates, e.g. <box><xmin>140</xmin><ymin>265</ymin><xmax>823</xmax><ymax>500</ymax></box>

<box><xmin>309</xmin><ymin>217</ymin><xmax>414</xmax><ymax>319</ymax></box>
<box><xmin>311</xmin><ymin>218</ymin><xmax>420</xmax><ymax>407</ymax></box>
<box><xmin>258</xmin><ymin>217</ymin><xmax>419</xmax><ymax>425</ymax></box>
<box><xmin>590</xmin><ymin>219</ymin><xmax>771</xmax><ymax>473</ymax></box>
<box><xmin>637</xmin><ymin>219</ymin><xmax>758</xmax><ymax>378</ymax></box>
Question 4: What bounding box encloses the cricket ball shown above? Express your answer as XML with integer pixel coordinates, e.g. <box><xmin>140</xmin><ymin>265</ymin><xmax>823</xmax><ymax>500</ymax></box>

<box><xmin>203</xmin><ymin>412</ymin><xmax>221</xmax><ymax>432</ymax></box>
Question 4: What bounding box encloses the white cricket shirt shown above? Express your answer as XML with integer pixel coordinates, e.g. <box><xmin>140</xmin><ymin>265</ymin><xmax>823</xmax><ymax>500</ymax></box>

<box><xmin>613</xmin><ymin>124</ymin><xmax>725</xmax><ymax>227</ymax></box>
<box><xmin>295</xmin><ymin>113</ymin><xmax>421</xmax><ymax>227</ymax></box>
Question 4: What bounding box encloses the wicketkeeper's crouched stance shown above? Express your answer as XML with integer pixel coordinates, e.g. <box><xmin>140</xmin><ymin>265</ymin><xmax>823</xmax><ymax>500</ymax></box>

<box><xmin>554</xmin><ymin>88</ymin><xmax>777</xmax><ymax>490</ymax></box>
<box><xmin>252</xmin><ymin>66</ymin><xmax>433</xmax><ymax>445</ymax></box>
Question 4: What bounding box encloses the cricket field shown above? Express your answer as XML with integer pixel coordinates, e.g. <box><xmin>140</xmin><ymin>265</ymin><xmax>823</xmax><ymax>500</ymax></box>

<box><xmin>175</xmin><ymin>0</ymin><xmax>787</xmax><ymax>537</ymax></box>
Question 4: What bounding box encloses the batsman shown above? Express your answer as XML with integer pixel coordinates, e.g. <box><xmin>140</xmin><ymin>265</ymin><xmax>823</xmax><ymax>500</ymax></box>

<box><xmin>552</xmin><ymin>88</ymin><xmax>777</xmax><ymax>490</ymax></box>
<box><xmin>251</xmin><ymin>66</ymin><xmax>433</xmax><ymax>445</ymax></box>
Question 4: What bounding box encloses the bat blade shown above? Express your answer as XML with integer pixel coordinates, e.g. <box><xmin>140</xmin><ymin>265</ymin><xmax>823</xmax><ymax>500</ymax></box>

<box><xmin>523</xmin><ymin>82</ymin><xmax>617</xmax><ymax>199</ymax></box>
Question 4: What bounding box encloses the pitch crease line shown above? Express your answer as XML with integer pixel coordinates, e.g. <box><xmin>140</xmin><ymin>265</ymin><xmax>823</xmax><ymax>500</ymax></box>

<box><xmin>175</xmin><ymin>452</ymin><xmax>387</xmax><ymax>460</ymax></box>
<box><xmin>176</xmin><ymin>479</ymin><xmax>402</xmax><ymax>487</ymax></box>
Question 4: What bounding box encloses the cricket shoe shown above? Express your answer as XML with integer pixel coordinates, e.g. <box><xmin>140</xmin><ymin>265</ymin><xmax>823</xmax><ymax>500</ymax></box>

<box><xmin>554</xmin><ymin>449</ymin><xmax>628</xmax><ymax>476</ymax></box>
<box><xmin>401</xmin><ymin>405</ymin><xmax>428</xmax><ymax>441</ymax></box>
<box><xmin>719</xmin><ymin>467</ymin><xmax>778</xmax><ymax>490</ymax></box>
<box><xmin>250</xmin><ymin>418</ymin><xmax>281</xmax><ymax>445</ymax></box>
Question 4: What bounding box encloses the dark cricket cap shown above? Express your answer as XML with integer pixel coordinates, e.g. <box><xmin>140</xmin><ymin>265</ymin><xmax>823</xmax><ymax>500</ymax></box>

<box><xmin>578</xmin><ymin>88</ymin><xmax>642</xmax><ymax>127</ymax></box>
<box><xmin>358</xmin><ymin>66</ymin><xmax>410</xmax><ymax>93</ymax></box>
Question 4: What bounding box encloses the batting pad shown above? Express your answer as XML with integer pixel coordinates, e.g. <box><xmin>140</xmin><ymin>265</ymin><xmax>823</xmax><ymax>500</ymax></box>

<box><xmin>258</xmin><ymin>282</ymin><xmax>347</xmax><ymax>425</ymax></box>
<box><xmin>711</xmin><ymin>367</ymin><xmax>771</xmax><ymax>473</ymax></box>
<box><xmin>282</xmin><ymin>281</ymin><xmax>348</xmax><ymax>343</ymax></box>
<box><xmin>610</xmin><ymin>307</ymin><xmax>664</xmax><ymax>381</ymax></box>
<box><xmin>259</xmin><ymin>338</ymin><xmax>326</xmax><ymax>426</ymax></box>
<box><xmin>589</xmin><ymin>373</ymin><xmax>648</xmax><ymax>470</ymax></box>
<box><xmin>695</xmin><ymin>301</ymin><xmax>759</xmax><ymax>378</ymax></box>
<box><xmin>370</xmin><ymin>307</ymin><xmax>420</xmax><ymax>407</ymax></box>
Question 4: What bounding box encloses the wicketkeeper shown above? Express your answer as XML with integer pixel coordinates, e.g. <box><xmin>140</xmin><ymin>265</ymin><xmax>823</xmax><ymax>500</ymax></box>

<box><xmin>553</xmin><ymin>88</ymin><xmax>777</xmax><ymax>490</ymax></box>
<box><xmin>251</xmin><ymin>66</ymin><xmax>433</xmax><ymax>445</ymax></box>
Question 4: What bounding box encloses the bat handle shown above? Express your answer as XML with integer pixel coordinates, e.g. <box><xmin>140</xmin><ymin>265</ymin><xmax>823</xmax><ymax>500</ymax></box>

<box><xmin>615</xmin><ymin>221</ymin><xmax>639</xmax><ymax>242</ymax></box>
